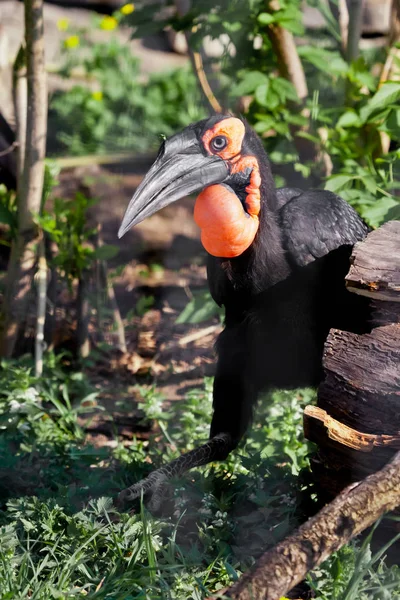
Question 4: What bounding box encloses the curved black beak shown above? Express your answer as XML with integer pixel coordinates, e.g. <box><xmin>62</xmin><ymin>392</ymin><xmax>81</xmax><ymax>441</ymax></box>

<box><xmin>118</xmin><ymin>128</ymin><xmax>229</xmax><ymax>238</ymax></box>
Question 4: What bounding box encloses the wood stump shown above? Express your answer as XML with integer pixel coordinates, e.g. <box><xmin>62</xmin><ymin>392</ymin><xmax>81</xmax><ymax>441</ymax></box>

<box><xmin>304</xmin><ymin>221</ymin><xmax>400</xmax><ymax>512</ymax></box>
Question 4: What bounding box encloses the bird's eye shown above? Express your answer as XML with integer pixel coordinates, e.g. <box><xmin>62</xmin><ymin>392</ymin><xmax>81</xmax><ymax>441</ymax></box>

<box><xmin>210</xmin><ymin>135</ymin><xmax>228</xmax><ymax>152</ymax></box>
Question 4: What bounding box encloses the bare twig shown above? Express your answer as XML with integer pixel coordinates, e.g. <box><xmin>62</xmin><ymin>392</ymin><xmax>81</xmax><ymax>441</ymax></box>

<box><xmin>35</xmin><ymin>238</ymin><xmax>47</xmax><ymax>376</ymax></box>
<box><xmin>95</xmin><ymin>223</ymin><xmax>127</xmax><ymax>353</ymax></box>
<box><xmin>163</xmin><ymin>324</ymin><xmax>221</xmax><ymax>350</ymax></box>
<box><xmin>209</xmin><ymin>451</ymin><xmax>400</xmax><ymax>600</ymax></box>
<box><xmin>0</xmin><ymin>141</ymin><xmax>18</xmax><ymax>158</ymax></box>
<box><xmin>77</xmin><ymin>271</ymin><xmax>90</xmax><ymax>359</ymax></box>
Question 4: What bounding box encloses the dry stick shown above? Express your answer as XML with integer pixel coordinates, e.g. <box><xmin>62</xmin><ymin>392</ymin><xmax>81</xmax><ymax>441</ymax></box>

<box><xmin>77</xmin><ymin>271</ymin><xmax>90</xmax><ymax>359</ymax></box>
<box><xmin>96</xmin><ymin>223</ymin><xmax>127</xmax><ymax>353</ymax></box>
<box><xmin>0</xmin><ymin>0</ymin><xmax>47</xmax><ymax>358</ymax></box>
<box><xmin>34</xmin><ymin>238</ymin><xmax>47</xmax><ymax>377</ymax></box>
<box><xmin>210</xmin><ymin>450</ymin><xmax>400</xmax><ymax>600</ymax></box>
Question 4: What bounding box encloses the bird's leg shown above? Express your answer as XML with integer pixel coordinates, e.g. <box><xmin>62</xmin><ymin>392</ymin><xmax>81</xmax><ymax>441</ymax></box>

<box><xmin>117</xmin><ymin>432</ymin><xmax>234</xmax><ymax>511</ymax></box>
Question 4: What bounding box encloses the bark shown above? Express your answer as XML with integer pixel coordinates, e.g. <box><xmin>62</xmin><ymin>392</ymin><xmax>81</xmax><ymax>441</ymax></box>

<box><xmin>345</xmin><ymin>221</ymin><xmax>400</xmax><ymax>303</ymax></box>
<box><xmin>19</xmin><ymin>0</ymin><xmax>47</xmax><ymax>233</ymax></box>
<box><xmin>1</xmin><ymin>0</ymin><xmax>47</xmax><ymax>358</ymax></box>
<box><xmin>212</xmin><ymin>451</ymin><xmax>400</xmax><ymax>600</ymax></box>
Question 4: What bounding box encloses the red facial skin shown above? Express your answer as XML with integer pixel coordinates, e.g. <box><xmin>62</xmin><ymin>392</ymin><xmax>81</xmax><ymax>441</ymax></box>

<box><xmin>194</xmin><ymin>118</ymin><xmax>261</xmax><ymax>258</ymax></box>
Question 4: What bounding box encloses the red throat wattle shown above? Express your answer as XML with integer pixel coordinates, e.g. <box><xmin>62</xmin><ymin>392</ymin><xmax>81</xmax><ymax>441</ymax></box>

<box><xmin>194</xmin><ymin>155</ymin><xmax>262</xmax><ymax>258</ymax></box>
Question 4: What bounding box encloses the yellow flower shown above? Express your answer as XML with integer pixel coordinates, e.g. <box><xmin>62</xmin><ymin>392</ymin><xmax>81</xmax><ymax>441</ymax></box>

<box><xmin>91</xmin><ymin>91</ymin><xmax>103</xmax><ymax>101</ymax></box>
<box><xmin>100</xmin><ymin>16</ymin><xmax>118</xmax><ymax>30</ymax></box>
<box><xmin>57</xmin><ymin>18</ymin><xmax>70</xmax><ymax>31</ymax></box>
<box><xmin>120</xmin><ymin>3</ymin><xmax>134</xmax><ymax>15</ymax></box>
<box><xmin>64</xmin><ymin>35</ymin><xmax>80</xmax><ymax>49</ymax></box>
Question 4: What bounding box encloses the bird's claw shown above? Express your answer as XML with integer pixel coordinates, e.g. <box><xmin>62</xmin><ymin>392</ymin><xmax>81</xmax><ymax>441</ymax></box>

<box><xmin>117</xmin><ymin>471</ymin><xmax>170</xmax><ymax>513</ymax></box>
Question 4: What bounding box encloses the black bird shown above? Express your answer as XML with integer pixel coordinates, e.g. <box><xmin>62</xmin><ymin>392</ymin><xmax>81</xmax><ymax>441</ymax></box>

<box><xmin>118</xmin><ymin>114</ymin><xmax>370</xmax><ymax>507</ymax></box>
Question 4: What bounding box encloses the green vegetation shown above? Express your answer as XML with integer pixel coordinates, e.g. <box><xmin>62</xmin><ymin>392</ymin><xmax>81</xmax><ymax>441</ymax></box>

<box><xmin>0</xmin><ymin>358</ymin><xmax>399</xmax><ymax>598</ymax></box>
<box><xmin>49</xmin><ymin>15</ymin><xmax>206</xmax><ymax>156</ymax></box>
<box><xmin>1</xmin><ymin>0</ymin><xmax>399</xmax><ymax>596</ymax></box>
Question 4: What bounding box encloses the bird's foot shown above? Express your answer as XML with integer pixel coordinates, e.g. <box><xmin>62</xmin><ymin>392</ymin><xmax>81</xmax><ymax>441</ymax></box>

<box><xmin>117</xmin><ymin>468</ymin><xmax>171</xmax><ymax>513</ymax></box>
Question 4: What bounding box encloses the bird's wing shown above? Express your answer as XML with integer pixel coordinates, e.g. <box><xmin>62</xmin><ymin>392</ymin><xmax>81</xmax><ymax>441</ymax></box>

<box><xmin>279</xmin><ymin>189</ymin><xmax>370</xmax><ymax>267</ymax></box>
<box><xmin>275</xmin><ymin>187</ymin><xmax>303</xmax><ymax>209</ymax></box>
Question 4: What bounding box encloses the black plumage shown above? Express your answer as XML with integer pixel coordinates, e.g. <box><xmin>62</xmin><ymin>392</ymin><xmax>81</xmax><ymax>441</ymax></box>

<box><xmin>207</xmin><ymin>123</ymin><xmax>370</xmax><ymax>450</ymax></box>
<box><xmin>118</xmin><ymin>115</ymin><xmax>371</xmax><ymax>506</ymax></box>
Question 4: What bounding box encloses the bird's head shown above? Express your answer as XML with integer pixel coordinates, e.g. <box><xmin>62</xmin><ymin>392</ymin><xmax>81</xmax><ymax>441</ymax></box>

<box><xmin>119</xmin><ymin>115</ymin><xmax>274</xmax><ymax>258</ymax></box>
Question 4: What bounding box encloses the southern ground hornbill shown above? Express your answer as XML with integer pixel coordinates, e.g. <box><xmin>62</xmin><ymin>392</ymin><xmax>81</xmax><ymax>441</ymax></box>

<box><xmin>118</xmin><ymin>114</ymin><xmax>370</xmax><ymax>508</ymax></box>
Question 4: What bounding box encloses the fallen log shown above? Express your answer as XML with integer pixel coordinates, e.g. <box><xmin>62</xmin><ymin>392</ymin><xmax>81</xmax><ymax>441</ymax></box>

<box><xmin>210</xmin><ymin>450</ymin><xmax>400</xmax><ymax>600</ymax></box>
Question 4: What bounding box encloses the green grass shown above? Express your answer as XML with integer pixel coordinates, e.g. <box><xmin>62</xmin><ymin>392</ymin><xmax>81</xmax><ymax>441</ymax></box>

<box><xmin>0</xmin><ymin>355</ymin><xmax>399</xmax><ymax>599</ymax></box>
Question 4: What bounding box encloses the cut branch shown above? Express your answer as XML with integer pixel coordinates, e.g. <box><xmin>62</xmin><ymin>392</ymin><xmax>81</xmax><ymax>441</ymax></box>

<box><xmin>210</xmin><ymin>451</ymin><xmax>400</xmax><ymax>600</ymax></box>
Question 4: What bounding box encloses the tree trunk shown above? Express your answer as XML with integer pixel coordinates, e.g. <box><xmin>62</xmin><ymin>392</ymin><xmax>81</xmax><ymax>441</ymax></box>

<box><xmin>1</xmin><ymin>0</ymin><xmax>47</xmax><ymax>358</ymax></box>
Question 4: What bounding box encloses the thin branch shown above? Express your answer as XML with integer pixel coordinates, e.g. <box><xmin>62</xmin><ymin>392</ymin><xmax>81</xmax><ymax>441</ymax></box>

<box><xmin>35</xmin><ymin>238</ymin><xmax>47</xmax><ymax>376</ymax></box>
<box><xmin>0</xmin><ymin>141</ymin><xmax>18</xmax><ymax>158</ymax></box>
<box><xmin>209</xmin><ymin>451</ymin><xmax>400</xmax><ymax>600</ymax></box>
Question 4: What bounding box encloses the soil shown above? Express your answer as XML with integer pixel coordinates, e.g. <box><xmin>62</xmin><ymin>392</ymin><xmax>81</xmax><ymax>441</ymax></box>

<box><xmin>53</xmin><ymin>162</ymin><xmax>220</xmax><ymax>447</ymax></box>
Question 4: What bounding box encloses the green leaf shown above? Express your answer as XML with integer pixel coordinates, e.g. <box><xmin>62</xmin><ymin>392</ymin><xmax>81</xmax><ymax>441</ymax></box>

<box><xmin>176</xmin><ymin>291</ymin><xmax>223</xmax><ymax>324</ymax></box>
<box><xmin>0</xmin><ymin>203</ymin><xmax>16</xmax><ymax>229</ymax></box>
<box><xmin>93</xmin><ymin>244</ymin><xmax>119</xmax><ymax>261</ymax></box>
<box><xmin>297</xmin><ymin>46</ymin><xmax>348</xmax><ymax>76</ymax></box>
<box><xmin>234</xmin><ymin>71</ymin><xmax>269</xmax><ymax>96</ymax></box>
<box><xmin>361</xmin><ymin>197</ymin><xmax>398</xmax><ymax>227</ymax></box>
<box><xmin>254</xmin><ymin>82</ymin><xmax>270</xmax><ymax>107</ymax></box>
<box><xmin>257</xmin><ymin>12</ymin><xmax>275</xmax><ymax>25</ymax></box>
<box><xmin>325</xmin><ymin>174</ymin><xmax>354</xmax><ymax>192</ymax></box>
<box><xmin>336</xmin><ymin>111</ymin><xmax>361</xmax><ymax>128</ymax></box>
<box><xmin>360</xmin><ymin>83</ymin><xmax>400</xmax><ymax>122</ymax></box>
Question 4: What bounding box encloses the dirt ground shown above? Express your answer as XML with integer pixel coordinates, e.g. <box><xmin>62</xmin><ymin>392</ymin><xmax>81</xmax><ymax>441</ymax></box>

<box><xmin>54</xmin><ymin>162</ymin><xmax>221</xmax><ymax>447</ymax></box>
